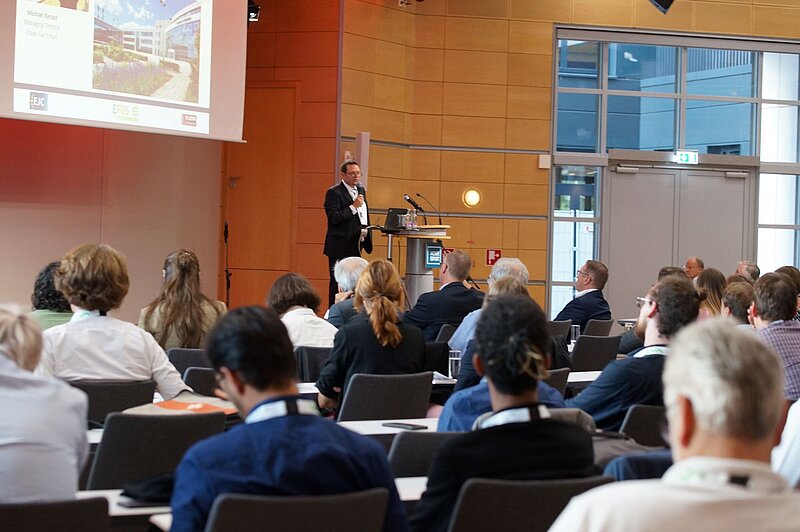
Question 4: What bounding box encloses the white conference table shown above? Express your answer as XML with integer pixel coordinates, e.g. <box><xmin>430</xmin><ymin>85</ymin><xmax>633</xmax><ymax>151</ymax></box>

<box><xmin>339</xmin><ymin>418</ymin><xmax>438</xmax><ymax>435</ymax></box>
<box><xmin>147</xmin><ymin>477</ymin><xmax>430</xmax><ymax>531</ymax></box>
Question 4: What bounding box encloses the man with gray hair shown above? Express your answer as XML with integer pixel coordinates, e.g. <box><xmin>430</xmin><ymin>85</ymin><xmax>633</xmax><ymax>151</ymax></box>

<box><xmin>736</xmin><ymin>260</ymin><xmax>760</xmax><ymax>283</ymax></box>
<box><xmin>325</xmin><ymin>256</ymin><xmax>368</xmax><ymax>328</ymax></box>
<box><xmin>551</xmin><ymin>318</ymin><xmax>798</xmax><ymax>531</ymax></box>
<box><xmin>448</xmin><ymin>257</ymin><xmax>528</xmax><ymax>354</ymax></box>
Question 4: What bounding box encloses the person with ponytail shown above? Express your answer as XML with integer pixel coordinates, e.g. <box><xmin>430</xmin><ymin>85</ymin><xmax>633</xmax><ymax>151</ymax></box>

<box><xmin>409</xmin><ymin>295</ymin><xmax>596</xmax><ymax>532</ymax></box>
<box><xmin>316</xmin><ymin>259</ymin><xmax>425</xmax><ymax>411</ymax></box>
<box><xmin>0</xmin><ymin>304</ymin><xmax>88</xmax><ymax>502</ymax></box>
<box><xmin>139</xmin><ymin>250</ymin><xmax>226</xmax><ymax>350</ymax></box>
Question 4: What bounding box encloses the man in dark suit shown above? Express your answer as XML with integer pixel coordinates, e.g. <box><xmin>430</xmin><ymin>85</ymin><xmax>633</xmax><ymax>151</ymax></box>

<box><xmin>324</xmin><ymin>160</ymin><xmax>372</xmax><ymax>307</ymax></box>
<box><xmin>403</xmin><ymin>249</ymin><xmax>484</xmax><ymax>341</ymax></box>
<box><xmin>555</xmin><ymin>259</ymin><xmax>611</xmax><ymax>332</ymax></box>
<box><xmin>409</xmin><ymin>296</ymin><xmax>595</xmax><ymax>532</ymax></box>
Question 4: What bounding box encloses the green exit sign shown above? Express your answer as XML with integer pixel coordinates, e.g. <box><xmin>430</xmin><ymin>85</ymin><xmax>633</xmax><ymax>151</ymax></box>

<box><xmin>675</xmin><ymin>150</ymin><xmax>699</xmax><ymax>165</ymax></box>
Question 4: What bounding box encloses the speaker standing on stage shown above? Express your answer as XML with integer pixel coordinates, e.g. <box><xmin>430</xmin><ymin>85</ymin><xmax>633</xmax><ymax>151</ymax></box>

<box><xmin>324</xmin><ymin>160</ymin><xmax>372</xmax><ymax>307</ymax></box>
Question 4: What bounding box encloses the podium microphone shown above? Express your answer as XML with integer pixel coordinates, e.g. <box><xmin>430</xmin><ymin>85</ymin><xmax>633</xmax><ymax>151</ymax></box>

<box><xmin>416</xmin><ymin>193</ymin><xmax>442</xmax><ymax>225</ymax></box>
<box><xmin>403</xmin><ymin>194</ymin><xmax>424</xmax><ymax>211</ymax></box>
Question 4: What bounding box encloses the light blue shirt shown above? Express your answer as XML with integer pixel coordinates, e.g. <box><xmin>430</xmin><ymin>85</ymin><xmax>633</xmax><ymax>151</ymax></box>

<box><xmin>448</xmin><ymin>308</ymin><xmax>481</xmax><ymax>353</ymax></box>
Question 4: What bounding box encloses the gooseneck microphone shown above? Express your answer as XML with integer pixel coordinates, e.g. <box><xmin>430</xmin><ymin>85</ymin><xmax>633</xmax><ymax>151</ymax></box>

<box><xmin>416</xmin><ymin>193</ymin><xmax>442</xmax><ymax>225</ymax></box>
<box><xmin>403</xmin><ymin>194</ymin><xmax>424</xmax><ymax>211</ymax></box>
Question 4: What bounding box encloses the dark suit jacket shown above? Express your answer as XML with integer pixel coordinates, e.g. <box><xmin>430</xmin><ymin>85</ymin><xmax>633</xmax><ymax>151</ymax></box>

<box><xmin>409</xmin><ymin>415</ymin><xmax>596</xmax><ymax>532</ymax></box>
<box><xmin>554</xmin><ymin>289</ymin><xmax>611</xmax><ymax>332</ymax></box>
<box><xmin>403</xmin><ymin>283</ymin><xmax>484</xmax><ymax>341</ymax></box>
<box><xmin>324</xmin><ymin>182</ymin><xmax>372</xmax><ymax>258</ymax></box>
<box><xmin>326</xmin><ymin>298</ymin><xmax>357</xmax><ymax>329</ymax></box>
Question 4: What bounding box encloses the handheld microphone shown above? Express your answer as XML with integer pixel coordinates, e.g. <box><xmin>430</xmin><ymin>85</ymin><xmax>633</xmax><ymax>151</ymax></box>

<box><xmin>416</xmin><ymin>193</ymin><xmax>442</xmax><ymax>225</ymax></box>
<box><xmin>357</xmin><ymin>185</ymin><xmax>366</xmax><ymax>198</ymax></box>
<box><xmin>403</xmin><ymin>194</ymin><xmax>424</xmax><ymax>211</ymax></box>
<box><xmin>223</xmin><ymin>220</ymin><xmax>229</xmax><ymax>243</ymax></box>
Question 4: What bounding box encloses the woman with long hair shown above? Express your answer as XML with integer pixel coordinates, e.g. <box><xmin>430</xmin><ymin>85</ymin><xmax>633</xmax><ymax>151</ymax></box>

<box><xmin>316</xmin><ymin>260</ymin><xmax>425</xmax><ymax>411</ymax></box>
<box><xmin>696</xmin><ymin>267</ymin><xmax>726</xmax><ymax>319</ymax></box>
<box><xmin>139</xmin><ymin>250</ymin><xmax>226</xmax><ymax>350</ymax></box>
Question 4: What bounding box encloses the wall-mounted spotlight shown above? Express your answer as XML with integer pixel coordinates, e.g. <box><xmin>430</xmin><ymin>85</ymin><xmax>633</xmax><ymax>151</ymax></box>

<box><xmin>649</xmin><ymin>0</ymin><xmax>674</xmax><ymax>14</ymax></box>
<box><xmin>248</xmin><ymin>0</ymin><xmax>261</xmax><ymax>22</ymax></box>
<box><xmin>463</xmin><ymin>188</ymin><xmax>481</xmax><ymax>208</ymax></box>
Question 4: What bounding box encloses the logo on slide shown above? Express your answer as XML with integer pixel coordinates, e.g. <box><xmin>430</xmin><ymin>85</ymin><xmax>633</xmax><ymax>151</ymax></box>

<box><xmin>29</xmin><ymin>92</ymin><xmax>48</xmax><ymax>111</ymax></box>
<box><xmin>182</xmin><ymin>114</ymin><xmax>197</xmax><ymax>127</ymax></box>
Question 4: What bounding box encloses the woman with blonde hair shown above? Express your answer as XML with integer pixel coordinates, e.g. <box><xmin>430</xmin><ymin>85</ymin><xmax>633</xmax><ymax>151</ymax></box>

<box><xmin>696</xmin><ymin>267</ymin><xmax>726</xmax><ymax>319</ymax></box>
<box><xmin>316</xmin><ymin>260</ymin><xmax>425</xmax><ymax>411</ymax></box>
<box><xmin>139</xmin><ymin>250</ymin><xmax>226</xmax><ymax>350</ymax></box>
<box><xmin>0</xmin><ymin>304</ymin><xmax>88</xmax><ymax>502</ymax></box>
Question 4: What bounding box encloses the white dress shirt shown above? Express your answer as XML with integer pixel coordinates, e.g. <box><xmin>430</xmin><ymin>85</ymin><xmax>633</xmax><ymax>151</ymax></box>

<box><xmin>0</xmin><ymin>355</ymin><xmax>88</xmax><ymax>502</ymax></box>
<box><xmin>773</xmin><ymin>400</ymin><xmax>800</xmax><ymax>487</ymax></box>
<box><xmin>343</xmin><ymin>182</ymin><xmax>368</xmax><ymax>225</ymax></box>
<box><xmin>38</xmin><ymin>311</ymin><xmax>190</xmax><ymax>399</ymax></box>
<box><xmin>281</xmin><ymin>306</ymin><xmax>338</xmax><ymax>348</ymax></box>
<box><xmin>550</xmin><ymin>456</ymin><xmax>800</xmax><ymax>532</ymax></box>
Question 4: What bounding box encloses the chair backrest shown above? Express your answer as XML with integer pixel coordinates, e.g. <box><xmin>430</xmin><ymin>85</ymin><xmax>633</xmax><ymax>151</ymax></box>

<box><xmin>68</xmin><ymin>380</ymin><xmax>156</xmax><ymax>425</ymax></box>
<box><xmin>293</xmin><ymin>346</ymin><xmax>332</xmax><ymax>382</ymax></box>
<box><xmin>337</xmin><ymin>372</ymin><xmax>433</xmax><ymax>422</ymax></box>
<box><xmin>167</xmin><ymin>348</ymin><xmax>211</xmax><ymax>376</ymax></box>
<box><xmin>583</xmin><ymin>319</ymin><xmax>614</xmax><ymax>336</ymax></box>
<box><xmin>204</xmin><ymin>488</ymin><xmax>389</xmax><ymax>532</ymax></box>
<box><xmin>0</xmin><ymin>497</ymin><xmax>108</xmax><ymax>532</ymax></box>
<box><xmin>570</xmin><ymin>335</ymin><xmax>621</xmax><ymax>372</ymax></box>
<box><xmin>541</xmin><ymin>367</ymin><xmax>570</xmax><ymax>396</ymax></box>
<box><xmin>547</xmin><ymin>320</ymin><xmax>572</xmax><ymax>339</ymax></box>
<box><xmin>620</xmin><ymin>404</ymin><xmax>669</xmax><ymax>447</ymax></box>
<box><xmin>183</xmin><ymin>367</ymin><xmax>218</xmax><ymax>397</ymax></box>
<box><xmin>423</xmin><ymin>342</ymin><xmax>450</xmax><ymax>375</ymax></box>
<box><xmin>548</xmin><ymin>408</ymin><xmax>596</xmax><ymax>433</ymax></box>
<box><xmin>435</xmin><ymin>323</ymin><xmax>457</xmax><ymax>343</ymax></box>
<box><xmin>87</xmin><ymin>411</ymin><xmax>226</xmax><ymax>489</ymax></box>
<box><xmin>387</xmin><ymin>431</ymin><xmax>462</xmax><ymax>477</ymax></box>
<box><xmin>447</xmin><ymin>476</ymin><xmax>613</xmax><ymax>532</ymax></box>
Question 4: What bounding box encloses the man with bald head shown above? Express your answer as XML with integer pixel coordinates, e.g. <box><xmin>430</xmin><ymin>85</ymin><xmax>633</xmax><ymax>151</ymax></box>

<box><xmin>683</xmin><ymin>256</ymin><xmax>704</xmax><ymax>281</ymax></box>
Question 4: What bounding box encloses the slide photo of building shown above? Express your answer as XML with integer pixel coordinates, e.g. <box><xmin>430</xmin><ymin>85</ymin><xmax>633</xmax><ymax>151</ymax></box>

<box><xmin>92</xmin><ymin>0</ymin><xmax>204</xmax><ymax>103</ymax></box>
<box><xmin>30</xmin><ymin>0</ymin><xmax>89</xmax><ymax>11</ymax></box>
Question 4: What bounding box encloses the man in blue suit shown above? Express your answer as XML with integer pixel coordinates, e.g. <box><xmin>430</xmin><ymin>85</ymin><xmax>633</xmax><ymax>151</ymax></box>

<box><xmin>403</xmin><ymin>249</ymin><xmax>484</xmax><ymax>341</ymax></box>
<box><xmin>555</xmin><ymin>259</ymin><xmax>611</xmax><ymax>332</ymax></box>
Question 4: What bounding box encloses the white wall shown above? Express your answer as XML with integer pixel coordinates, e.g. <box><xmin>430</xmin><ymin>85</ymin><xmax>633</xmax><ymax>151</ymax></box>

<box><xmin>0</xmin><ymin>117</ymin><xmax>221</xmax><ymax>322</ymax></box>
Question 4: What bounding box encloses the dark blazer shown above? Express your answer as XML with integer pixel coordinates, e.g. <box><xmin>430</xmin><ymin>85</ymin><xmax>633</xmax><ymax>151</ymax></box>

<box><xmin>403</xmin><ymin>283</ymin><xmax>484</xmax><ymax>342</ymax></box>
<box><xmin>409</xmin><ymin>415</ymin><xmax>596</xmax><ymax>532</ymax></box>
<box><xmin>326</xmin><ymin>298</ymin><xmax>357</xmax><ymax>329</ymax></box>
<box><xmin>554</xmin><ymin>289</ymin><xmax>611</xmax><ymax>332</ymax></box>
<box><xmin>324</xmin><ymin>182</ymin><xmax>372</xmax><ymax>258</ymax></box>
<box><xmin>315</xmin><ymin>314</ymin><xmax>425</xmax><ymax>401</ymax></box>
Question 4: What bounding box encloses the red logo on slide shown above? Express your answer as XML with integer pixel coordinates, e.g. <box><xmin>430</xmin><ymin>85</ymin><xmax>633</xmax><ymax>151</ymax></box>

<box><xmin>182</xmin><ymin>114</ymin><xmax>197</xmax><ymax>126</ymax></box>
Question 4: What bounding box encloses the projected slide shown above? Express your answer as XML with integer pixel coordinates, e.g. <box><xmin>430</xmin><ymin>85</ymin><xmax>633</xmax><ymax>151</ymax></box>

<box><xmin>13</xmin><ymin>0</ymin><xmax>212</xmax><ymax>134</ymax></box>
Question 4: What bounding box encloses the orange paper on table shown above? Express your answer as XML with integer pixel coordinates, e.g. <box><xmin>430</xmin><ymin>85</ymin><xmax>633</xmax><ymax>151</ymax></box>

<box><xmin>155</xmin><ymin>400</ymin><xmax>237</xmax><ymax>415</ymax></box>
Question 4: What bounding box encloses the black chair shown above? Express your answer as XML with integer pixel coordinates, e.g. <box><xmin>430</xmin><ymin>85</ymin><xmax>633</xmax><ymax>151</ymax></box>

<box><xmin>87</xmin><ymin>411</ymin><xmax>226</xmax><ymax>489</ymax></box>
<box><xmin>0</xmin><ymin>497</ymin><xmax>108</xmax><ymax>532</ymax></box>
<box><xmin>167</xmin><ymin>348</ymin><xmax>211</xmax><ymax>376</ymax></box>
<box><xmin>423</xmin><ymin>342</ymin><xmax>450</xmax><ymax>375</ymax></box>
<box><xmin>387</xmin><ymin>431</ymin><xmax>462</xmax><ymax>477</ymax></box>
<box><xmin>447</xmin><ymin>476</ymin><xmax>613</xmax><ymax>532</ymax></box>
<box><xmin>541</xmin><ymin>367</ymin><xmax>570</xmax><ymax>396</ymax></box>
<box><xmin>204</xmin><ymin>488</ymin><xmax>389</xmax><ymax>532</ymax></box>
<box><xmin>583</xmin><ymin>319</ymin><xmax>614</xmax><ymax>336</ymax></box>
<box><xmin>620</xmin><ymin>404</ymin><xmax>669</xmax><ymax>447</ymax></box>
<box><xmin>570</xmin><ymin>335</ymin><xmax>621</xmax><ymax>372</ymax></box>
<box><xmin>68</xmin><ymin>380</ymin><xmax>156</xmax><ymax>426</ymax></box>
<box><xmin>184</xmin><ymin>367</ymin><xmax>218</xmax><ymax>397</ymax></box>
<box><xmin>547</xmin><ymin>320</ymin><xmax>572</xmax><ymax>339</ymax></box>
<box><xmin>434</xmin><ymin>324</ymin><xmax>457</xmax><ymax>343</ymax></box>
<box><xmin>337</xmin><ymin>372</ymin><xmax>433</xmax><ymax>422</ymax></box>
<box><xmin>293</xmin><ymin>346</ymin><xmax>332</xmax><ymax>382</ymax></box>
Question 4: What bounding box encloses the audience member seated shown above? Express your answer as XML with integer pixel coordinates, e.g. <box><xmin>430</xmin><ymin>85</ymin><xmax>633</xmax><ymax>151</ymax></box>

<box><xmin>775</xmin><ymin>265</ymin><xmax>800</xmax><ymax>322</ymax></box>
<box><xmin>735</xmin><ymin>259</ymin><xmax>761</xmax><ymax>283</ymax></box>
<box><xmin>448</xmin><ymin>257</ymin><xmax>528</xmax><ymax>354</ymax></box>
<box><xmin>683</xmin><ymin>255</ymin><xmax>704</xmax><ymax>281</ymax></box>
<box><xmin>29</xmin><ymin>261</ymin><xmax>73</xmax><ymax>330</ymax></box>
<box><xmin>0</xmin><ymin>304</ymin><xmax>87</xmax><ymax>502</ymax></box>
<box><xmin>751</xmin><ymin>273</ymin><xmax>800</xmax><ymax>399</ymax></box>
<box><xmin>773</xmin><ymin>399</ymin><xmax>800</xmax><ymax>488</ymax></box>
<box><xmin>403</xmin><ymin>249</ymin><xmax>484</xmax><ymax>341</ymax></box>
<box><xmin>721</xmin><ymin>281</ymin><xmax>754</xmax><ymax>328</ymax></box>
<box><xmin>726</xmin><ymin>273</ymin><xmax>752</xmax><ymax>285</ymax></box>
<box><xmin>696</xmin><ymin>267</ymin><xmax>726</xmax><ymax>319</ymax></box>
<box><xmin>138</xmin><ymin>250</ymin><xmax>226</xmax><ymax>351</ymax></box>
<box><xmin>325</xmin><ymin>256</ymin><xmax>368</xmax><ymax>328</ymax></box>
<box><xmin>267</xmin><ymin>272</ymin><xmax>337</xmax><ymax>348</ymax></box>
<box><xmin>38</xmin><ymin>244</ymin><xmax>189</xmax><ymax>399</ymax></box>
<box><xmin>410</xmin><ymin>295</ymin><xmax>595</xmax><ymax>532</ymax></box>
<box><xmin>603</xmin><ymin>449</ymin><xmax>673</xmax><ymax>481</ymax></box>
<box><xmin>170</xmin><ymin>307</ymin><xmax>406</xmax><ymax>532</ymax></box>
<box><xmin>551</xmin><ymin>318</ymin><xmax>799</xmax><ymax>532</ymax></box>
<box><xmin>554</xmin><ymin>259</ymin><xmax>611</xmax><ymax>332</ymax></box>
<box><xmin>316</xmin><ymin>260</ymin><xmax>425</xmax><ymax>411</ymax></box>
<box><xmin>566</xmin><ymin>276</ymin><xmax>700</xmax><ymax>431</ymax></box>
